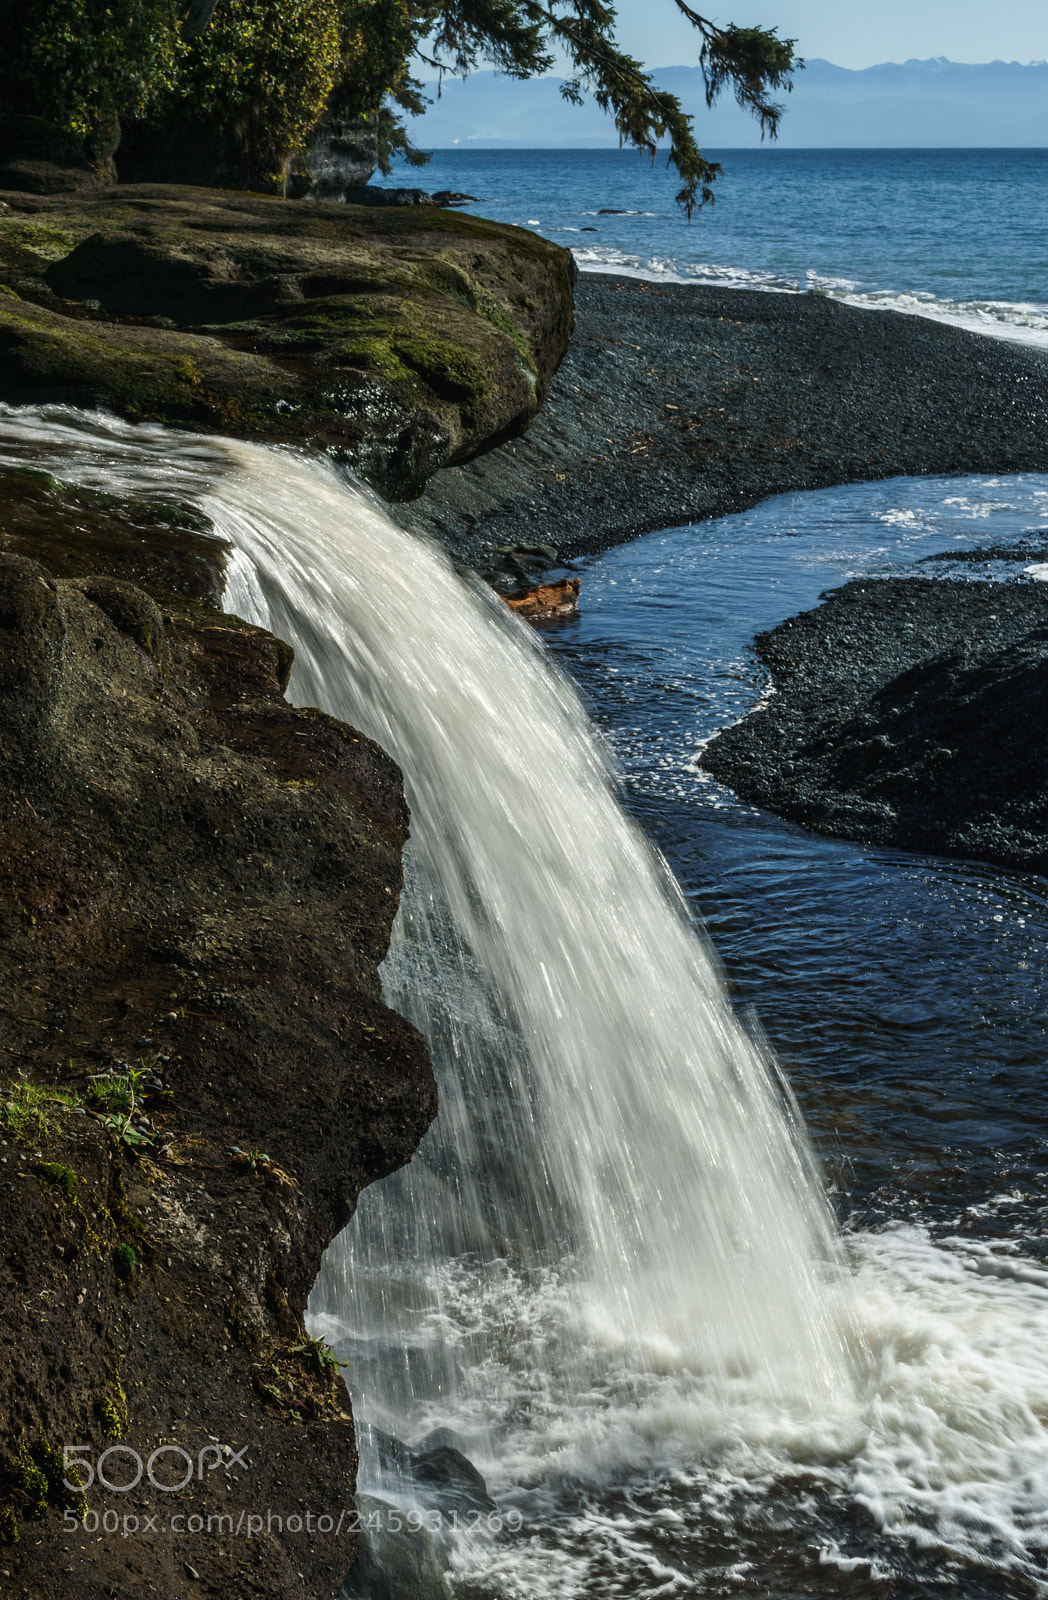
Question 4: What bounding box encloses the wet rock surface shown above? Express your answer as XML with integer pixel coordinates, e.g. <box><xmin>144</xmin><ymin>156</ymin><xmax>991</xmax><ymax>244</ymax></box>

<box><xmin>343</xmin><ymin>188</ymin><xmax>437</xmax><ymax>208</ymax></box>
<box><xmin>0</xmin><ymin>462</ymin><xmax>228</xmax><ymax>604</ymax></box>
<box><xmin>344</xmin><ymin>1495</ymin><xmax>453</xmax><ymax>1600</ymax></box>
<box><xmin>402</xmin><ymin>274</ymin><xmax>1048</xmax><ymax>568</ymax></box>
<box><xmin>0</xmin><ymin>184</ymin><xmax>573</xmax><ymax>499</ymax></box>
<box><xmin>0</xmin><ymin>514</ymin><xmax>438</xmax><ymax>1594</ymax></box>
<box><xmin>700</xmin><ymin>576</ymin><xmax>1048</xmax><ymax>874</ymax></box>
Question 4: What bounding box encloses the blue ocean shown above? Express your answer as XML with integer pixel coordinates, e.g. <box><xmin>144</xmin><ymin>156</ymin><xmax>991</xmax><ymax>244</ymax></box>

<box><xmin>390</xmin><ymin>145</ymin><xmax>1048</xmax><ymax>347</ymax></box>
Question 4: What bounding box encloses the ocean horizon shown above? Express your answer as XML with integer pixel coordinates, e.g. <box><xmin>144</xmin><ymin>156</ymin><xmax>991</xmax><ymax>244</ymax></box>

<box><xmin>389</xmin><ymin>144</ymin><xmax>1048</xmax><ymax>350</ymax></box>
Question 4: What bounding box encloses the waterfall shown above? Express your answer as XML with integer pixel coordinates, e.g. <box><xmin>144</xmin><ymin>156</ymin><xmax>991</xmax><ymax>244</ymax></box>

<box><xmin>214</xmin><ymin>447</ymin><xmax>854</xmax><ymax>1400</ymax></box>
<box><xmin>0</xmin><ymin>402</ymin><xmax>854</xmax><ymax>1469</ymax></box>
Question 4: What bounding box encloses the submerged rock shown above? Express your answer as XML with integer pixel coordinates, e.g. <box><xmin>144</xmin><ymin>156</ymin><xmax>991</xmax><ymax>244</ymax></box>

<box><xmin>700</xmin><ymin>576</ymin><xmax>1048</xmax><ymax>874</ymax></box>
<box><xmin>0</xmin><ymin>184</ymin><xmax>574</xmax><ymax>500</ymax></box>
<box><xmin>0</xmin><ymin>520</ymin><xmax>438</xmax><ymax>1594</ymax></box>
<box><xmin>410</xmin><ymin>1444</ymin><xmax>496</xmax><ymax>1517</ymax></box>
<box><xmin>342</xmin><ymin>1496</ymin><xmax>453</xmax><ymax>1600</ymax></box>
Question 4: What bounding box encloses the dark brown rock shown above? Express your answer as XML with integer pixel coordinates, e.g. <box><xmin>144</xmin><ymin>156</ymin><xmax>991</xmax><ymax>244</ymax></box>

<box><xmin>0</xmin><ymin>544</ymin><xmax>437</xmax><ymax>1596</ymax></box>
<box><xmin>0</xmin><ymin>115</ymin><xmax>114</xmax><ymax>196</ymax></box>
<box><xmin>0</xmin><ymin>466</ymin><xmax>228</xmax><ymax>605</ymax></box>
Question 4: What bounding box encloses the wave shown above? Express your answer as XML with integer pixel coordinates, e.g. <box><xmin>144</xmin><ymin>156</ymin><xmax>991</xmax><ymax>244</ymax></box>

<box><xmin>571</xmin><ymin>245</ymin><xmax>1048</xmax><ymax>351</ymax></box>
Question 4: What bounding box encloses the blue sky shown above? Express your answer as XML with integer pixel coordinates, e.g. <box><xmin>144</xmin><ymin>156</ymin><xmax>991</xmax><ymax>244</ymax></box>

<box><xmin>611</xmin><ymin>0</ymin><xmax>1047</xmax><ymax>72</ymax></box>
<box><xmin>416</xmin><ymin>2</ymin><xmax>1048</xmax><ymax>80</ymax></box>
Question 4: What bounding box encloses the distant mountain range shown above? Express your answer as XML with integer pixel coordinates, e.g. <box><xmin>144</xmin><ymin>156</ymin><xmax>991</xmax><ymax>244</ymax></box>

<box><xmin>407</xmin><ymin>58</ymin><xmax>1048</xmax><ymax>148</ymax></box>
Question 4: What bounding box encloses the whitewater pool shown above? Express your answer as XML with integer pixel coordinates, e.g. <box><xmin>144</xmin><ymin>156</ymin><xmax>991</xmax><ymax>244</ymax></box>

<box><xmin>537</xmin><ymin>475</ymin><xmax>1048</xmax><ymax>1598</ymax></box>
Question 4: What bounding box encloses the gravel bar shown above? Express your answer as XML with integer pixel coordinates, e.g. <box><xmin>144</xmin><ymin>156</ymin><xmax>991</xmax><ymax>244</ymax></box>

<box><xmin>699</xmin><ymin>578</ymin><xmax>1048</xmax><ymax>876</ymax></box>
<box><xmin>402</xmin><ymin>272</ymin><xmax>1048</xmax><ymax>569</ymax></box>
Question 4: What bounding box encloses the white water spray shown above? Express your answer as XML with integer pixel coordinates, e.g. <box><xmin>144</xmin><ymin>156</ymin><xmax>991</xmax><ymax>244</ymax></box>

<box><xmin>0</xmin><ymin>404</ymin><xmax>850</xmax><ymax>1394</ymax></box>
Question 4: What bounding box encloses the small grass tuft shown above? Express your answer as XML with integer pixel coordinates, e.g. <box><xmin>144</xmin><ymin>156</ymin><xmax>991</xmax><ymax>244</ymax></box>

<box><xmin>33</xmin><ymin>1162</ymin><xmax>80</xmax><ymax>1202</ymax></box>
<box><xmin>0</xmin><ymin>1081</ymin><xmax>83</xmax><ymax>1142</ymax></box>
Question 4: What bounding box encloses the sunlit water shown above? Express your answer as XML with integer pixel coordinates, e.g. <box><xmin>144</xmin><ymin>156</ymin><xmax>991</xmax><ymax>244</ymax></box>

<box><xmin>2</xmin><ymin>408</ymin><xmax>1048</xmax><ymax>1595</ymax></box>
<box><xmin>388</xmin><ymin>147</ymin><xmax>1048</xmax><ymax>350</ymax></box>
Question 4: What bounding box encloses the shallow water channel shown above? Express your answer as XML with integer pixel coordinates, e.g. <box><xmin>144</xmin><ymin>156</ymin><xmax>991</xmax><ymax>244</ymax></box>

<box><xmin>547</xmin><ymin>475</ymin><xmax>1048</xmax><ymax>1239</ymax></box>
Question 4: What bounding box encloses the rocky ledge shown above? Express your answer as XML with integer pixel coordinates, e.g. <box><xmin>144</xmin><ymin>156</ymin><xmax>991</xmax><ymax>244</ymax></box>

<box><xmin>0</xmin><ymin>492</ymin><xmax>437</xmax><ymax>1596</ymax></box>
<box><xmin>700</xmin><ymin>577</ymin><xmax>1048</xmax><ymax>875</ymax></box>
<box><xmin>0</xmin><ymin>184</ymin><xmax>573</xmax><ymax>499</ymax></box>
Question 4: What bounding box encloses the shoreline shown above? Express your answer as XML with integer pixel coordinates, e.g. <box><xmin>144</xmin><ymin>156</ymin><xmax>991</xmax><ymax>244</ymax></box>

<box><xmin>402</xmin><ymin>271</ymin><xmax>1048</xmax><ymax>570</ymax></box>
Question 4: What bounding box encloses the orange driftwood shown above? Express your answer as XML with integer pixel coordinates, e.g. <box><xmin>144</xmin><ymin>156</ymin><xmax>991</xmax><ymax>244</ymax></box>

<box><xmin>503</xmin><ymin>576</ymin><xmax>580</xmax><ymax>623</ymax></box>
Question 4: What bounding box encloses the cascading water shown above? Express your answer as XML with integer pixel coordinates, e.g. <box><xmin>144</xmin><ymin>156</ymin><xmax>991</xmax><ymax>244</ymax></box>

<box><xmin>7</xmin><ymin>405</ymin><xmax>1048</xmax><ymax>1598</ymax></box>
<box><xmin>214</xmin><ymin>441</ymin><xmax>854</xmax><ymax>1402</ymax></box>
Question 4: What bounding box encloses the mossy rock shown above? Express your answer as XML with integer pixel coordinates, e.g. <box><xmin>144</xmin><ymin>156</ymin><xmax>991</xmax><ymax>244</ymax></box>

<box><xmin>0</xmin><ymin>185</ymin><xmax>574</xmax><ymax>499</ymax></box>
<box><xmin>0</xmin><ymin>115</ymin><xmax>113</xmax><ymax>197</ymax></box>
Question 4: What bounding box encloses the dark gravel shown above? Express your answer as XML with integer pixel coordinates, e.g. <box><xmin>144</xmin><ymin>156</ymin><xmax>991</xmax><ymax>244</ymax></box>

<box><xmin>404</xmin><ymin>271</ymin><xmax>1048</xmax><ymax>874</ymax></box>
<box><xmin>700</xmin><ymin>578</ymin><xmax>1048</xmax><ymax>875</ymax></box>
<box><xmin>402</xmin><ymin>273</ymin><xmax>1048</xmax><ymax>572</ymax></box>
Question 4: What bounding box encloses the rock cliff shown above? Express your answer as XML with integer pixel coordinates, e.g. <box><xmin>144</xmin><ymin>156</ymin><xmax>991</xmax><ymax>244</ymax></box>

<box><xmin>0</xmin><ymin>482</ymin><xmax>437</xmax><ymax>1596</ymax></box>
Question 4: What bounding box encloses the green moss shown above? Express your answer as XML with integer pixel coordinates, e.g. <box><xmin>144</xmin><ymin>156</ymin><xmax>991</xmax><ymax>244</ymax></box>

<box><xmin>415</xmin><ymin>259</ymin><xmax>537</xmax><ymax>375</ymax></box>
<box><xmin>33</xmin><ymin>1161</ymin><xmax>80</xmax><ymax>1202</ymax></box>
<box><xmin>330</xmin><ymin>336</ymin><xmax>412</xmax><ymax>385</ymax></box>
<box><xmin>112</xmin><ymin>1241</ymin><xmax>137</xmax><ymax>1284</ymax></box>
<box><xmin>1</xmin><ymin>1440</ymin><xmax>47</xmax><ymax>1519</ymax></box>
<box><xmin>0</xmin><ymin>220</ymin><xmax>77</xmax><ymax>261</ymax></box>
<box><xmin>0</xmin><ymin>1435</ymin><xmax>79</xmax><ymax>1523</ymax></box>
<box><xmin>0</xmin><ymin>301</ymin><xmax>281</xmax><ymax>429</ymax></box>
<box><xmin>0</xmin><ymin>1505</ymin><xmax>17</xmax><ymax>1544</ymax></box>
<box><xmin>94</xmin><ymin>1379</ymin><xmax>129</xmax><ymax>1441</ymax></box>
<box><xmin>392</xmin><ymin>332</ymin><xmax>489</xmax><ymax>402</ymax></box>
